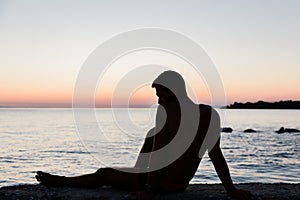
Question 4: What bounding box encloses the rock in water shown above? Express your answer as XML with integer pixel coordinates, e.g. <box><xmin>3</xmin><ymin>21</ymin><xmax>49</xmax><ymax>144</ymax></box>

<box><xmin>276</xmin><ymin>127</ymin><xmax>300</xmax><ymax>133</ymax></box>
<box><xmin>276</xmin><ymin>127</ymin><xmax>285</xmax><ymax>134</ymax></box>
<box><xmin>284</xmin><ymin>128</ymin><xmax>300</xmax><ymax>133</ymax></box>
<box><xmin>243</xmin><ymin>129</ymin><xmax>257</xmax><ymax>133</ymax></box>
<box><xmin>221</xmin><ymin>127</ymin><xmax>233</xmax><ymax>133</ymax></box>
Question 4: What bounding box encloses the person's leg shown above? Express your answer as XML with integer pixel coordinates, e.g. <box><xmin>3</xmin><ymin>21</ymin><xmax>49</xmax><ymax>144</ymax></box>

<box><xmin>36</xmin><ymin>129</ymin><xmax>154</xmax><ymax>189</ymax></box>
<box><xmin>36</xmin><ymin>171</ymin><xmax>103</xmax><ymax>188</ymax></box>
<box><xmin>36</xmin><ymin>167</ymin><xmax>143</xmax><ymax>189</ymax></box>
<box><xmin>95</xmin><ymin>167</ymin><xmax>143</xmax><ymax>190</ymax></box>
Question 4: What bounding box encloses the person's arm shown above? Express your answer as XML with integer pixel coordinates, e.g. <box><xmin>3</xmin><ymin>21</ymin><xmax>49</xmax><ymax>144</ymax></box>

<box><xmin>135</xmin><ymin>128</ymin><xmax>154</xmax><ymax>169</ymax></box>
<box><xmin>208</xmin><ymin>143</ymin><xmax>252</xmax><ymax>200</ymax></box>
<box><xmin>145</xmin><ymin>102</ymin><xmax>188</xmax><ymax>196</ymax></box>
<box><xmin>208</xmin><ymin>142</ymin><xmax>235</xmax><ymax>191</ymax></box>
<box><xmin>147</xmin><ymin>104</ymin><xmax>172</xmax><ymax>188</ymax></box>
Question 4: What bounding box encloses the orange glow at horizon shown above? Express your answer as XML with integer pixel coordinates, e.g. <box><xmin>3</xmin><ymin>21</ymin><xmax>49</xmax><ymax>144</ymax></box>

<box><xmin>0</xmin><ymin>85</ymin><xmax>73</xmax><ymax>107</ymax></box>
<box><xmin>129</xmin><ymin>86</ymin><xmax>157</xmax><ymax>107</ymax></box>
<box><xmin>1</xmin><ymin>83</ymin><xmax>299</xmax><ymax>107</ymax></box>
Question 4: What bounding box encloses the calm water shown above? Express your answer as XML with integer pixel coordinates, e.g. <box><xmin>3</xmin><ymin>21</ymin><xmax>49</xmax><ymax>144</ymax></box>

<box><xmin>0</xmin><ymin>108</ymin><xmax>299</xmax><ymax>187</ymax></box>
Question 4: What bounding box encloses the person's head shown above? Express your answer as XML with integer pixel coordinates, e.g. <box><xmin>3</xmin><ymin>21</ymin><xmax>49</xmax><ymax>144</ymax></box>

<box><xmin>152</xmin><ymin>70</ymin><xmax>188</xmax><ymax>104</ymax></box>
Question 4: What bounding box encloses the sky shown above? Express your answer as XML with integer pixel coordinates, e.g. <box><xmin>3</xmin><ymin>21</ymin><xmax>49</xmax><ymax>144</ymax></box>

<box><xmin>0</xmin><ymin>0</ymin><xmax>299</xmax><ymax>107</ymax></box>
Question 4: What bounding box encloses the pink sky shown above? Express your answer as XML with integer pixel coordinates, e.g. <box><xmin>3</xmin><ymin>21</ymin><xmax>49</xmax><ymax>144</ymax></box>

<box><xmin>1</xmin><ymin>1</ymin><xmax>299</xmax><ymax>107</ymax></box>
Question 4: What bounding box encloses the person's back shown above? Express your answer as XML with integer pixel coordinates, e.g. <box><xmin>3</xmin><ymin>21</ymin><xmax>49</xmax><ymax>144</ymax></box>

<box><xmin>148</xmin><ymin>102</ymin><xmax>214</xmax><ymax>191</ymax></box>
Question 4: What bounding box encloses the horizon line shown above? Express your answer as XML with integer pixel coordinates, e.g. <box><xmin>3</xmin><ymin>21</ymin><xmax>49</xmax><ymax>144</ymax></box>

<box><xmin>0</xmin><ymin>99</ymin><xmax>299</xmax><ymax>109</ymax></box>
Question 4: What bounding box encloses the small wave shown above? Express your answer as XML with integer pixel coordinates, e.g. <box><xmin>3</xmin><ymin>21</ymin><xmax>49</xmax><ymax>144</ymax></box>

<box><xmin>0</xmin><ymin>157</ymin><xmax>14</xmax><ymax>163</ymax></box>
<box><xmin>273</xmin><ymin>152</ymin><xmax>295</xmax><ymax>158</ymax></box>
<box><xmin>40</xmin><ymin>150</ymin><xmax>94</xmax><ymax>154</ymax></box>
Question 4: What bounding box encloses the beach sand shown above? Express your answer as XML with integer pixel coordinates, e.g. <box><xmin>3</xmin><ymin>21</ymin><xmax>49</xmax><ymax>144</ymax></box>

<box><xmin>0</xmin><ymin>183</ymin><xmax>299</xmax><ymax>199</ymax></box>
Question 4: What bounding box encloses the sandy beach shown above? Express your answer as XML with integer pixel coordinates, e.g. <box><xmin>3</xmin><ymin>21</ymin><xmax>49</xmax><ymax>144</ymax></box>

<box><xmin>0</xmin><ymin>183</ymin><xmax>299</xmax><ymax>200</ymax></box>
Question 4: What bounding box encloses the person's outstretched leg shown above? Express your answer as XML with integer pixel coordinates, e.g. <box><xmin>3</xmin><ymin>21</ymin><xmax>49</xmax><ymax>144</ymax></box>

<box><xmin>36</xmin><ymin>167</ymin><xmax>141</xmax><ymax>189</ymax></box>
<box><xmin>95</xmin><ymin>167</ymin><xmax>141</xmax><ymax>190</ymax></box>
<box><xmin>36</xmin><ymin>171</ymin><xmax>103</xmax><ymax>188</ymax></box>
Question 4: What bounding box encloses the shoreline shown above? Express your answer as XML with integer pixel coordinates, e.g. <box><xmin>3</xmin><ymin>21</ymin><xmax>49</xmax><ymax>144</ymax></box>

<box><xmin>226</xmin><ymin>100</ymin><xmax>300</xmax><ymax>109</ymax></box>
<box><xmin>0</xmin><ymin>183</ymin><xmax>299</xmax><ymax>199</ymax></box>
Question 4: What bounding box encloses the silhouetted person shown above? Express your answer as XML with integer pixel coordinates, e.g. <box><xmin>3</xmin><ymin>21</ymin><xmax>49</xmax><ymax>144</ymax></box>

<box><xmin>36</xmin><ymin>71</ymin><xmax>252</xmax><ymax>200</ymax></box>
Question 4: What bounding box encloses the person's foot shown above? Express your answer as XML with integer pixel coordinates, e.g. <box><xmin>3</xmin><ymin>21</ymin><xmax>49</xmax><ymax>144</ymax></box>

<box><xmin>35</xmin><ymin>171</ymin><xmax>67</xmax><ymax>187</ymax></box>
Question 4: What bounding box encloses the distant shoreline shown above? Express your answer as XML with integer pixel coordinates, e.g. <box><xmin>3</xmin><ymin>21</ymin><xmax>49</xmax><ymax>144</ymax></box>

<box><xmin>1</xmin><ymin>100</ymin><xmax>300</xmax><ymax>109</ymax></box>
<box><xmin>226</xmin><ymin>100</ymin><xmax>300</xmax><ymax>109</ymax></box>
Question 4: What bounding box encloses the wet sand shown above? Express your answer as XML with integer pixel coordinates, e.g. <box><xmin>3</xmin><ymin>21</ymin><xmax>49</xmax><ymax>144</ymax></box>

<box><xmin>0</xmin><ymin>183</ymin><xmax>299</xmax><ymax>199</ymax></box>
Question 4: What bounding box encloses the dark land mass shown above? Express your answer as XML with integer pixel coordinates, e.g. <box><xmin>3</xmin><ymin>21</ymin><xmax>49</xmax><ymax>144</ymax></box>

<box><xmin>0</xmin><ymin>183</ymin><xmax>299</xmax><ymax>200</ymax></box>
<box><xmin>226</xmin><ymin>100</ymin><xmax>300</xmax><ymax>109</ymax></box>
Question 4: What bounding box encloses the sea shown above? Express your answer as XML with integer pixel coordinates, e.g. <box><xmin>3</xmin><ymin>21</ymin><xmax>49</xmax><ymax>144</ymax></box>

<box><xmin>0</xmin><ymin>108</ymin><xmax>299</xmax><ymax>187</ymax></box>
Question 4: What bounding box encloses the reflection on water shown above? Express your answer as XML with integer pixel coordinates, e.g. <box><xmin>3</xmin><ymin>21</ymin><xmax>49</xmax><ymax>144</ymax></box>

<box><xmin>0</xmin><ymin>108</ymin><xmax>299</xmax><ymax>187</ymax></box>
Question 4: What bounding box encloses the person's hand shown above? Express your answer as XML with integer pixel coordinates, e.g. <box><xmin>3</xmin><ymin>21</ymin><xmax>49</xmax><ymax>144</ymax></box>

<box><xmin>227</xmin><ymin>188</ymin><xmax>253</xmax><ymax>200</ymax></box>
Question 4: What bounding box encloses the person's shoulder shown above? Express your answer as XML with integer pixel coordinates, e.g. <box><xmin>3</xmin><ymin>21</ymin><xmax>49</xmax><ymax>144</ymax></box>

<box><xmin>198</xmin><ymin>104</ymin><xmax>219</xmax><ymax>117</ymax></box>
<box><xmin>198</xmin><ymin>104</ymin><xmax>212</xmax><ymax>111</ymax></box>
